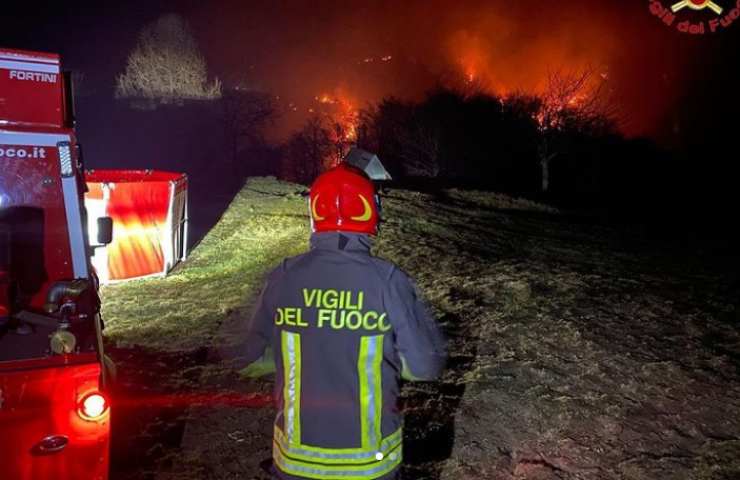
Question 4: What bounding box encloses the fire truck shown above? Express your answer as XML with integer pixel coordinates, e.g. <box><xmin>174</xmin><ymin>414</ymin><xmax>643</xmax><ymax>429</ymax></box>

<box><xmin>0</xmin><ymin>48</ymin><xmax>112</xmax><ymax>480</ymax></box>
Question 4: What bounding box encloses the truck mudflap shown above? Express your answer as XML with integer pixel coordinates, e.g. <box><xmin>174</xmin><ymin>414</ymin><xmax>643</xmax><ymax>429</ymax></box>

<box><xmin>0</xmin><ymin>356</ymin><xmax>110</xmax><ymax>480</ymax></box>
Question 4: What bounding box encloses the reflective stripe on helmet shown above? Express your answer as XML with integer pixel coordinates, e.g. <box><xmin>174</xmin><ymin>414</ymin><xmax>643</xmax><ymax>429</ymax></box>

<box><xmin>350</xmin><ymin>194</ymin><xmax>373</xmax><ymax>222</ymax></box>
<box><xmin>311</xmin><ymin>194</ymin><xmax>326</xmax><ymax>221</ymax></box>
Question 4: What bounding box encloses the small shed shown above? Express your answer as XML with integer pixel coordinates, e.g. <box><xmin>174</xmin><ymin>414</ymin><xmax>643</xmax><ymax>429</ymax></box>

<box><xmin>85</xmin><ymin>170</ymin><xmax>188</xmax><ymax>283</ymax></box>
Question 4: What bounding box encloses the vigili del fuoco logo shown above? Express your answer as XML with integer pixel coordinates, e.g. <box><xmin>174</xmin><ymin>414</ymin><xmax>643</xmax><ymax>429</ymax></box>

<box><xmin>649</xmin><ymin>0</ymin><xmax>740</xmax><ymax>33</ymax></box>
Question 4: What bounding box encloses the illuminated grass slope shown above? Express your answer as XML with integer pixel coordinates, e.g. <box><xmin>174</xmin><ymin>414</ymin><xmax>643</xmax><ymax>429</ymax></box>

<box><xmin>104</xmin><ymin>177</ymin><xmax>740</xmax><ymax>479</ymax></box>
<box><xmin>101</xmin><ymin>177</ymin><xmax>309</xmax><ymax>351</ymax></box>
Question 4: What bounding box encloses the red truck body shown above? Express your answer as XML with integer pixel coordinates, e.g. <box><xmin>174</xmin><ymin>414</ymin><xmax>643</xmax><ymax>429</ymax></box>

<box><xmin>0</xmin><ymin>48</ymin><xmax>66</xmax><ymax>128</ymax></box>
<box><xmin>1</xmin><ymin>48</ymin><xmax>110</xmax><ymax>480</ymax></box>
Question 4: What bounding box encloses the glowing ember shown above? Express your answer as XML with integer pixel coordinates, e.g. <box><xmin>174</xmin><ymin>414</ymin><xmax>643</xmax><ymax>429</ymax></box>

<box><xmin>317</xmin><ymin>94</ymin><xmax>334</xmax><ymax>104</ymax></box>
<box><xmin>314</xmin><ymin>91</ymin><xmax>358</xmax><ymax>140</ymax></box>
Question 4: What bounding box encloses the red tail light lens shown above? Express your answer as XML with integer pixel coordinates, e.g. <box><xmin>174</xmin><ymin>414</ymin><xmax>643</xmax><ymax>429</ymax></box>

<box><xmin>79</xmin><ymin>392</ymin><xmax>108</xmax><ymax>420</ymax></box>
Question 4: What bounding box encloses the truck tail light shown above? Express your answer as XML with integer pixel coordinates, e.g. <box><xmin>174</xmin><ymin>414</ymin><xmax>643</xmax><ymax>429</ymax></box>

<box><xmin>78</xmin><ymin>392</ymin><xmax>108</xmax><ymax>420</ymax></box>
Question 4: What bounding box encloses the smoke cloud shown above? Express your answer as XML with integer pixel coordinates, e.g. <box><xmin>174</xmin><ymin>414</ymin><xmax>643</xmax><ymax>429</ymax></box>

<box><xmin>189</xmin><ymin>0</ymin><xmax>707</xmax><ymax>138</ymax></box>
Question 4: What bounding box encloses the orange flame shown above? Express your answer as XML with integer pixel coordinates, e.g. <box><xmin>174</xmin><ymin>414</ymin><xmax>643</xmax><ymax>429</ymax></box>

<box><xmin>315</xmin><ymin>89</ymin><xmax>359</xmax><ymax>142</ymax></box>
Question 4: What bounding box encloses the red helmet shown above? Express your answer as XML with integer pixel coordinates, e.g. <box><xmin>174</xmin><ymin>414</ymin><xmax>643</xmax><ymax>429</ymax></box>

<box><xmin>309</xmin><ymin>163</ymin><xmax>379</xmax><ymax>235</ymax></box>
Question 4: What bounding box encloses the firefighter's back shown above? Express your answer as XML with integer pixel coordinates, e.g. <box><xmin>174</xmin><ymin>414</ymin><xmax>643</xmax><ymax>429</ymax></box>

<box><xmin>268</xmin><ymin>232</ymin><xmax>403</xmax><ymax>479</ymax></box>
<box><xmin>243</xmin><ymin>163</ymin><xmax>446</xmax><ymax>479</ymax></box>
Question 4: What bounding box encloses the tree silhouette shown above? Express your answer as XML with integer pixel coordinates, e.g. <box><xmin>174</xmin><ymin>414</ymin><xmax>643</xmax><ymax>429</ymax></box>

<box><xmin>535</xmin><ymin>67</ymin><xmax>618</xmax><ymax>192</ymax></box>
<box><xmin>282</xmin><ymin>116</ymin><xmax>335</xmax><ymax>184</ymax></box>
<box><xmin>220</xmin><ymin>86</ymin><xmax>275</xmax><ymax>182</ymax></box>
<box><xmin>116</xmin><ymin>14</ymin><xmax>221</xmax><ymax>106</ymax></box>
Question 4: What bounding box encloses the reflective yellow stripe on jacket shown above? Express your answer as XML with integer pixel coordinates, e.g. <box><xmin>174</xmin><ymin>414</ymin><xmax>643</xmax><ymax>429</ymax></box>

<box><xmin>282</xmin><ymin>330</ymin><xmax>302</xmax><ymax>446</ymax></box>
<box><xmin>277</xmin><ymin>332</ymin><xmax>402</xmax><ymax>479</ymax></box>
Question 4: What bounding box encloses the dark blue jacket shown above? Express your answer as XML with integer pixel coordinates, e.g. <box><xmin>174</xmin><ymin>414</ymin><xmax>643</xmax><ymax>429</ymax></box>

<box><xmin>243</xmin><ymin>232</ymin><xmax>446</xmax><ymax>480</ymax></box>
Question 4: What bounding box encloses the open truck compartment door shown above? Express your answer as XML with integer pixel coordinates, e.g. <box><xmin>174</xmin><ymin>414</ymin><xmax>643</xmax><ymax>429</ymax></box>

<box><xmin>85</xmin><ymin>169</ymin><xmax>188</xmax><ymax>283</ymax></box>
<box><xmin>1</xmin><ymin>48</ymin><xmax>110</xmax><ymax>480</ymax></box>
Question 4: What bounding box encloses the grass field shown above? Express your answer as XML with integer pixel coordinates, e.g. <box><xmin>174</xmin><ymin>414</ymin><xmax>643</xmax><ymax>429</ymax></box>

<box><xmin>101</xmin><ymin>177</ymin><xmax>309</xmax><ymax>351</ymax></box>
<box><xmin>103</xmin><ymin>177</ymin><xmax>740</xmax><ymax>480</ymax></box>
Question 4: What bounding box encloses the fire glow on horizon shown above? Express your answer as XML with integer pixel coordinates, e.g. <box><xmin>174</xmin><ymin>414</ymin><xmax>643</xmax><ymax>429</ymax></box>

<box><xmin>194</xmin><ymin>0</ymin><xmax>700</xmax><ymax>139</ymax></box>
<box><xmin>315</xmin><ymin>90</ymin><xmax>359</xmax><ymax>143</ymax></box>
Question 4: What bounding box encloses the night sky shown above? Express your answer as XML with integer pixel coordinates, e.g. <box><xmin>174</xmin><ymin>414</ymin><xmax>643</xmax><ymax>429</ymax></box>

<box><xmin>3</xmin><ymin>0</ymin><xmax>739</xmax><ymax>163</ymax></box>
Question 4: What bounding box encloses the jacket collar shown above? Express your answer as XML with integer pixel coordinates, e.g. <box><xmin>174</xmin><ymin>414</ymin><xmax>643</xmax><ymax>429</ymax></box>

<box><xmin>310</xmin><ymin>232</ymin><xmax>373</xmax><ymax>254</ymax></box>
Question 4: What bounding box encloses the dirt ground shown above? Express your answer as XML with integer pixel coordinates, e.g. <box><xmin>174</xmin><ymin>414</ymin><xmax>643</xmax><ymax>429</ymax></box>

<box><xmin>105</xmin><ymin>180</ymin><xmax>740</xmax><ymax>480</ymax></box>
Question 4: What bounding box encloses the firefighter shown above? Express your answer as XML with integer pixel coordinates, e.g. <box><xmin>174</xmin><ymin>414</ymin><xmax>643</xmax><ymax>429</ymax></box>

<box><xmin>240</xmin><ymin>163</ymin><xmax>447</xmax><ymax>480</ymax></box>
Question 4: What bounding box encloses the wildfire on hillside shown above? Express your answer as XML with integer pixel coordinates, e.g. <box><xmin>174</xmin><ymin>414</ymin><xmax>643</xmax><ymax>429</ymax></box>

<box><xmin>315</xmin><ymin>90</ymin><xmax>359</xmax><ymax>143</ymax></box>
<box><xmin>276</xmin><ymin>89</ymin><xmax>361</xmax><ymax>166</ymax></box>
<box><xmin>196</xmin><ymin>1</ymin><xmax>693</xmax><ymax>142</ymax></box>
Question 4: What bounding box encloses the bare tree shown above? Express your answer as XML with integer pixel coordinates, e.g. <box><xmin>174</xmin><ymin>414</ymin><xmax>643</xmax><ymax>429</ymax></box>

<box><xmin>220</xmin><ymin>86</ymin><xmax>275</xmax><ymax>181</ymax></box>
<box><xmin>397</xmin><ymin>123</ymin><xmax>442</xmax><ymax>178</ymax></box>
<box><xmin>282</xmin><ymin>116</ymin><xmax>335</xmax><ymax>184</ymax></box>
<box><xmin>116</xmin><ymin>14</ymin><xmax>221</xmax><ymax>105</ymax></box>
<box><xmin>355</xmin><ymin>107</ymin><xmax>378</xmax><ymax>152</ymax></box>
<box><xmin>360</xmin><ymin>99</ymin><xmax>444</xmax><ymax>178</ymax></box>
<box><xmin>536</xmin><ymin>66</ymin><xmax>618</xmax><ymax>192</ymax></box>
<box><xmin>322</xmin><ymin>116</ymin><xmax>360</xmax><ymax>167</ymax></box>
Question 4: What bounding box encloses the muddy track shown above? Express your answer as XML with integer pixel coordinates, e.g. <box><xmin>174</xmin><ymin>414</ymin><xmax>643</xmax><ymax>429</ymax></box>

<box><xmin>108</xmin><ymin>346</ymin><xmax>209</xmax><ymax>480</ymax></box>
